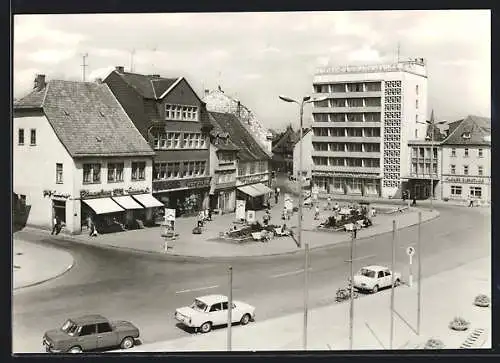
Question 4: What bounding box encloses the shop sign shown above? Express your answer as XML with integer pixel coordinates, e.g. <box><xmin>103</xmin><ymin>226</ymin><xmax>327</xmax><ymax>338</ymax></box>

<box><xmin>444</xmin><ymin>176</ymin><xmax>485</xmax><ymax>184</ymax></box>
<box><xmin>246</xmin><ymin>210</ymin><xmax>256</xmax><ymax>224</ymax></box>
<box><xmin>43</xmin><ymin>190</ymin><xmax>71</xmax><ymax>199</ymax></box>
<box><xmin>79</xmin><ymin>187</ymin><xmax>151</xmax><ymax>199</ymax></box>
<box><xmin>235</xmin><ymin>200</ymin><xmax>246</xmax><ymax>220</ymax></box>
<box><xmin>237</xmin><ymin>174</ymin><xmax>269</xmax><ymax>186</ymax></box>
<box><xmin>153</xmin><ymin>178</ymin><xmax>211</xmax><ymax>192</ymax></box>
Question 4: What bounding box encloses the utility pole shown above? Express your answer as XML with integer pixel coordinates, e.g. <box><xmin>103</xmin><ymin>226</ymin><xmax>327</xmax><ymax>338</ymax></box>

<box><xmin>349</xmin><ymin>228</ymin><xmax>355</xmax><ymax>350</ymax></box>
<box><xmin>227</xmin><ymin>266</ymin><xmax>233</xmax><ymax>351</ymax></box>
<box><xmin>429</xmin><ymin>110</ymin><xmax>435</xmax><ymax>211</ymax></box>
<box><xmin>81</xmin><ymin>53</ymin><xmax>88</xmax><ymax>82</ymax></box>
<box><xmin>390</xmin><ymin>220</ymin><xmax>396</xmax><ymax>349</ymax></box>
<box><xmin>417</xmin><ymin>212</ymin><xmax>422</xmax><ymax>335</ymax></box>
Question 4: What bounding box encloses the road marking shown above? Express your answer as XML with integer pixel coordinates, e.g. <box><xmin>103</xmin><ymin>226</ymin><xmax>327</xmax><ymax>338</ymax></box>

<box><xmin>271</xmin><ymin>268</ymin><xmax>312</xmax><ymax>279</ymax></box>
<box><xmin>175</xmin><ymin>285</ymin><xmax>219</xmax><ymax>294</ymax></box>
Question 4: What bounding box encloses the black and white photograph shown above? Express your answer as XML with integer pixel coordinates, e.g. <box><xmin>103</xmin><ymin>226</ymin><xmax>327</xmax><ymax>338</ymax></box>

<box><xmin>12</xmin><ymin>9</ymin><xmax>491</xmax><ymax>353</ymax></box>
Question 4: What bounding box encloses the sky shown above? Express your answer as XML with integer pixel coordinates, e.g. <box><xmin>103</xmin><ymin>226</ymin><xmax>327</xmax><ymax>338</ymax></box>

<box><xmin>13</xmin><ymin>10</ymin><xmax>491</xmax><ymax>131</ymax></box>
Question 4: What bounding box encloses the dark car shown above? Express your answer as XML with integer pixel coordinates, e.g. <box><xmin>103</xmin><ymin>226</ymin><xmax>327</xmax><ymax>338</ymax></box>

<box><xmin>42</xmin><ymin>314</ymin><xmax>140</xmax><ymax>353</ymax></box>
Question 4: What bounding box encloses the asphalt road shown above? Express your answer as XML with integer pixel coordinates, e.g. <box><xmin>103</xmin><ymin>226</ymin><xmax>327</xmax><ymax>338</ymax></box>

<box><xmin>12</xmin><ymin>204</ymin><xmax>490</xmax><ymax>353</ymax></box>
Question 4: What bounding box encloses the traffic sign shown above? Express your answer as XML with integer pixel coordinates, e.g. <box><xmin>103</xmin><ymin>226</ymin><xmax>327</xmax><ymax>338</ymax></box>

<box><xmin>406</xmin><ymin>246</ymin><xmax>415</xmax><ymax>256</ymax></box>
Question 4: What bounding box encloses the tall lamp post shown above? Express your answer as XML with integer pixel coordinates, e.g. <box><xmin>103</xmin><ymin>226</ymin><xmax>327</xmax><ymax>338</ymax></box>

<box><xmin>416</xmin><ymin>110</ymin><xmax>446</xmax><ymax>211</ymax></box>
<box><xmin>279</xmin><ymin>94</ymin><xmax>327</xmax><ymax>350</ymax></box>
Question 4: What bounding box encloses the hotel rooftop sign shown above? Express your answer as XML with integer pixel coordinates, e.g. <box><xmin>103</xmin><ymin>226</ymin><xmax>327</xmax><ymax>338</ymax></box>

<box><xmin>315</xmin><ymin>59</ymin><xmax>427</xmax><ymax>77</ymax></box>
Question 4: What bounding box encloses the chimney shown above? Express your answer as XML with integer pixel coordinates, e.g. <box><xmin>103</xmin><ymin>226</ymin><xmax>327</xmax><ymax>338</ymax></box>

<box><xmin>115</xmin><ymin>66</ymin><xmax>125</xmax><ymax>73</ymax></box>
<box><xmin>204</xmin><ymin>89</ymin><xmax>210</xmax><ymax>96</ymax></box>
<box><xmin>34</xmin><ymin>74</ymin><xmax>46</xmax><ymax>91</ymax></box>
<box><xmin>95</xmin><ymin>77</ymin><xmax>102</xmax><ymax>84</ymax></box>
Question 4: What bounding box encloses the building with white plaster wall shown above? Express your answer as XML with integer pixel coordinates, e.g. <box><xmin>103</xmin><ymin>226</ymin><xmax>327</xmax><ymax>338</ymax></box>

<box><xmin>13</xmin><ymin>76</ymin><xmax>157</xmax><ymax>234</ymax></box>
<box><xmin>310</xmin><ymin>58</ymin><xmax>428</xmax><ymax>198</ymax></box>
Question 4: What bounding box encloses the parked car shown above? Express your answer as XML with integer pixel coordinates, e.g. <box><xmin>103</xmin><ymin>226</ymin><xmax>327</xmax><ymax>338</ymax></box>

<box><xmin>42</xmin><ymin>314</ymin><xmax>140</xmax><ymax>353</ymax></box>
<box><xmin>352</xmin><ymin>265</ymin><xmax>402</xmax><ymax>293</ymax></box>
<box><xmin>175</xmin><ymin>294</ymin><xmax>255</xmax><ymax>333</ymax></box>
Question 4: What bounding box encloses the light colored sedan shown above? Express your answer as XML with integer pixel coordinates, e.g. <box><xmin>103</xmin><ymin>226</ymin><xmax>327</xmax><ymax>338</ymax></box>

<box><xmin>175</xmin><ymin>294</ymin><xmax>256</xmax><ymax>333</ymax></box>
<box><xmin>353</xmin><ymin>265</ymin><xmax>402</xmax><ymax>293</ymax></box>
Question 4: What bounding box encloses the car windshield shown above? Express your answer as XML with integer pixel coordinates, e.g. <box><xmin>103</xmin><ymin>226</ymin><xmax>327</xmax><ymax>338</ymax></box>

<box><xmin>61</xmin><ymin>320</ymin><xmax>79</xmax><ymax>336</ymax></box>
<box><xmin>191</xmin><ymin>299</ymin><xmax>208</xmax><ymax>311</ymax></box>
<box><xmin>359</xmin><ymin>268</ymin><xmax>376</xmax><ymax>278</ymax></box>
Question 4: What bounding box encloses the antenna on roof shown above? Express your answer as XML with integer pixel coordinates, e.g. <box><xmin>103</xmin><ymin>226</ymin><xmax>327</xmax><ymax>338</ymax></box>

<box><xmin>397</xmin><ymin>42</ymin><xmax>401</xmax><ymax>63</ymax></box>
<box><xmin>151</xmin><ymin>45</ymin><xmax>158</xmax><ymax>72</ymax></box>
<box><xmin>81</xmin><ymin>53</ymin><xmax>89</xmax><ymax>81</ymax></box>
<box><xmin>130</xmin><ymin>49</ymin><xmax>135</xmax><ymax>72</ymax></box>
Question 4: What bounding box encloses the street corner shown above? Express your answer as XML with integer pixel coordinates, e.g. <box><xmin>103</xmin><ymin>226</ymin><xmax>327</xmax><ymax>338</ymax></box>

<box><xmin>13</xmin><ymin>239</ymin><xmax>75</xmax><ymax>291</ymax></box>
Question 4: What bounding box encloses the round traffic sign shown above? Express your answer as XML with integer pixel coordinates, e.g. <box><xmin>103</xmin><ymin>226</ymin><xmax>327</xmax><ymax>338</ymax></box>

<box><xmin>406</xmin><ymin>246</ymin><xmax>415</xmax><ymax>256</ymax></box>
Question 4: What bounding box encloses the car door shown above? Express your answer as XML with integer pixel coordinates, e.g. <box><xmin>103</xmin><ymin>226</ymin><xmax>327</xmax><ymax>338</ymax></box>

<box><xmin>376</xmin><ymin>271</ymin><xmax>385</xmax><ymax>288</ymax></box>
<box><xmin>96</xmin><ymin>322</ymin><xmax>117</xmax><ymax>349</ymax></box>
<box><xmin>384</xmin><ymin>270</ymin><xmax>393</xmax><ymax>287</ymax></box>
<box><xmin>77</xmin><ymin>324</ymin><xmax>98</xmax><ymax>351</ymax></box>
<box><xmin>222</xmin><ymin>301</ymin><xmax>239</xmax><ymax>324</ymax></box>
<box><xmin>209</xmin><ymin>303</ymin><xmax>225</xmax><ymax>326</ymax></box>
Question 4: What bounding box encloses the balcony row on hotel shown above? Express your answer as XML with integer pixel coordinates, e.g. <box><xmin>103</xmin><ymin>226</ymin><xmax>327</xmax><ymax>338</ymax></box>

<box><xmin>313</xmin><ymin>81</ymin><xmax>382</xmax><ymax>94</ymax></box>
<box><xmin>313</xmin><ymin>112</ymin><xmax>381</xmax><ymax>123</ymax></box>
<box><xmin>13</xmin><ymin>70</ymin><xmax>272</xmax><ymax>234</ymax></box>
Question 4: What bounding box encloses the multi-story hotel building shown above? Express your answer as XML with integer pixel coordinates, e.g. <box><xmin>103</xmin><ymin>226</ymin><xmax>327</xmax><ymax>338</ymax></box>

<box><xmin>310</xmin><ymin>58</ymin><xmax>428</xmax><ymax>198</ymax></box>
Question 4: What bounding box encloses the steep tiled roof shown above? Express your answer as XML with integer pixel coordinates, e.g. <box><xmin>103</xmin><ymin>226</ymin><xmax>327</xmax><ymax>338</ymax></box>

<box><xmin>14</xmin><ymin>80</ymin><xmax>154</xmax><ymax>157</ymax></box>
<box><xmin>208</xmin><ymin>113</ymin><xmax>239</xmax><ymax>151</ymax></box>
<box><xmin>13</xmin><ymin>87</ymin><xmax>46</xmax><ymax>109</ymax></box>
<box><xmin>114</xmin><ymin>71</ymin><xmax>178</xmax><ymax>99</ymax></box>
<box><xmin>442</xmin><ymin>115</ymin><xmax>491</xmax><ymax>146</ymax></box>
<box><xmin>209</xmin><ymin>111</ymin><xmax>270</xmax><ymax>161</ymax></box>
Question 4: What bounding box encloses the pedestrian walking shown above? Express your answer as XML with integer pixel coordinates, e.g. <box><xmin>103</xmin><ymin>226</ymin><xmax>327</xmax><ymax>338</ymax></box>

<box><xmin>314</xmin><ymin>205</ymin><xmax>320</xmax><ymax>220</ymax></box>
<box><xmin>468</xmin><ymin>198</ymin><xmax>474</xmax><ymax>207</ymax></box>
<box><xmin>197</xmin><ymin>211</ymin><xmax>204</xmax><ymax>227</ymax></box>
<box><xmin>327</xmin><ymin>196</ymin><xmax>332</xmax><ymax>210</ymax></box>
<box><xmin>51</xmin><ymin>215</ymin><xmax>59</xmax><ymax>235</ymax></box>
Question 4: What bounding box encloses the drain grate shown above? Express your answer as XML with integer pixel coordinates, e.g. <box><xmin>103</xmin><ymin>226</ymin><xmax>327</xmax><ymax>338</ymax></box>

<box><xmin>460</xmin><ymin>328</ymin><xmax>487</xmax><ymax>349</ymax></box>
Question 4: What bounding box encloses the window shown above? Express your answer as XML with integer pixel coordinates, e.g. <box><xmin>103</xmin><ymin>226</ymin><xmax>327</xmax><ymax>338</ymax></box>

<box><xmin>478</xmin><ymin>166</ymin><xmax>483</xmax><ymax>176</ymax></box>
<box><xmin>433</xmin><ymin>148</ymin><xmax>438</xmax><ymax>159</ymax></box>
<box><xmin>83</xmin><ymin>164</ymin><xmax>101</xmax><ymax>184</ymax></box>
<box><xmin>346</xmin><ymin>158</ymin><xmax>362</xmax><ymax>167</ymax></box>
<box><xmin>165</xmin><ymin>104</ymin><xmax>198</xmax><ymax>121</ymax></box>
<box><xmin>364</xmin><ymin>113</ymin><xmax>380</xmax><ymax>122</ymax></box>
<box><xmin>132</xmin><ymin>162</ymin><xmax>146</xmax><ymax>181</ymax></box>
<box><xmin>451</xmin><ymin>186</ymin><xmax>462</xmax><ymax>195</ymax></box>
<box><xmin>364</xmin><ymin>98</ymin><xmax>381</xmax><ymax>107</ymax></box>
<box><xmin>470</xmin><ymin>187</ymin><xmax>482</xmax><ymax>198</ymax></box>
<box><xmin>314</xmin><ymin>99</ymin><xmax>329</xmax><ymax>108</ymax></box>
<box><xmin>312</xmin><ymin>157</ymin><xmax>328</xmax><ymax>166</ymax></box>
<box><xmin>377</xmin><ymin>271</ymin><xmax>384</xmax><ymax>278</ymax></box>
<box><xmin>412</xmin><ymin>163</ymin><xmax>417</xmax><ymax>174</ymax></box>
<box><xmin>464</xmin><ymin>165</ymin><xmax>469</xmax><ymax>175</ymax></box>
<box><xmin>347</xmin><ymin>143</ymin><xmax>362</xmax><ymax>152</ymax></box>
<box><xmin>55</xmin><ymin>163</ymin><xmax>63</xmax><ymax>184</ymax></box>
<box><xmin>464</xmin><ymin>148</ymin><xmax>469</xmax><ymax>157</ymax></box>
<box><xmin>154</xmin><ymin>163</ymin><xmax>167</xmax><ymax>180</ymax></box>
<box><xmin>313</xmin><ymin>142</ymin><xmax>329</xmax><ymax>151</ymax></box>
<box><xmin>331</xmin><ymin>113</ymin><xmax>345</xmax><ymax>122</ymax></box>
<box><xmin>419</xmin><ymin>148</ymin><xmax>424</xmax><ymax>158</ymax></box>
<box><xmin>238</xmin><ymin>162</ymin><xmax>247</xmax><ymax>176</ymax></box>
<box><xmin>330</xmin><ymin>99</ymin><xmax>345</xmax><ymax>107</ymax></box>
<box><xmin>330</xmin><ymin>157</ymin><xmax>344</xmax><ymax>166</ymax></box>
<box><xmin>314</xmin><ymin>114</ymin><xmax>329</xmax><ymax>122</ymax></box>
<box><xmin>347</xmin><ymin>98</ymin><xmax>364</xmax><ymax>107</ymax></box>
<box><xmin>450</xmin><ymin>165</ymin><xmax>456</xmax><ymax>174</ymax></box>
<box><xmin>107</xmin><ymin>163</ymin><xmax>124</xmax><ymax>182</ymax></box>
<box><xmin>173</xmin><ymin>133</ymin><xmax>181</xmax><ymax>148</ymax></box>
<box><xmin>80</xmin><ymin>324</ymin><xmax>96</xmax><ymax>336</ymax></box>
<box><xmin>210</xmin><ymin>303</ymin><xmax>222</xmax><ymax>312</ymax></box>
<box><xmin>30</xmin><ymin>129</ymin><xmax>36</xmax><ymax>145</ymax></box>
<box><xmin>347</xmin><ymin>128</ymin><xmax>362</xmax><ymax>137</ymax></box>
<box><xmin>365</xmin><ymin>82</ymin><xmax>381</xmax><ymax>92</ymax></box>
<box><xmin>97</xmin><ymin>323</ymin><xmax>112</xmax><ymax>333</ymax></box>
<box><xmin>478</xmin><ymin>149</ymin><xmax>483</xmax><ymax>158</ymax></box>
<box><xmin>412</xmin><ymin>147</ymin><xmax>417</xmax><ymax>158</ymax></box>
<box><xmin>167</xmin><ymin>162</ymin><xmax>181</xmax><ymax>178</ymax></box>
<box><xmin>347</xmin><ymin>113</ymin><xmax>363</xmax><ymax>122</ymax></box>
<box><xmin>384</xmin><ymin>270</ymin><xmax>391</xmax><ymax>277</ymax></box>
<box><xmin>18</xmin><ymin>129</ymin><xmax>24</xmax><ymax>145</ymax></box>
<box><xmin>348</xmin><ymin>83</ymin><xmax>363</xmax><ymax>92</ymax></box>
<box><xmin>451</xmin><ymin>148</ymin><xmax>456</xmax><ymax>157</ymax></box>
<box><xmin>331</xmin><ymin>84</ymin><xmax>346</xmax><ymax>93</ymax></box>
<box><xmin>416</xmin><ymin>100</ymin><xmax>419</xmax><ymax>109</ymax></box>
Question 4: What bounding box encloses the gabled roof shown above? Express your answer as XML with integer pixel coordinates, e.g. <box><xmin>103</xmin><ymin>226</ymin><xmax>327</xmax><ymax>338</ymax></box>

<box><xmin>209</xmin><ymin>111</ymin><xmax>270</xmax><ymax>162</ymax></box>
<box><xmin>14</xmin><ymin>80</ymin><xmax>154</xmax><ymax>158</ymax></box>
<box><xmin>13</xmin><ymin>86</ymin><xmax>46</xmax><ymax>109</ymax></box>
<box><xmin>112</xmin><ymin>71</ymin><xmax>179</xmax><ymax>100</ymax></box>
<box><xmin>208</xmin><ymin>113</ymin><xmax>239</xmax><ymax>152</ymax></box>
<box><xmin>442</xmin><ymin>115</ymin><xmax>491</xmax><ymax>146</ymax></box>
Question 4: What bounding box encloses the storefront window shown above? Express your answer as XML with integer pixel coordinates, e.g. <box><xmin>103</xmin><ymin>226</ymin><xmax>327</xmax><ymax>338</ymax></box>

<box><xmin>470</xmin><ymin>187</ymin><xmax>482</xmax><ymax>198</ymax></box>
<box><xmin>451</xmin><ymin>186</ymin><xmax>462</xmax><ymax>195</ymax></box>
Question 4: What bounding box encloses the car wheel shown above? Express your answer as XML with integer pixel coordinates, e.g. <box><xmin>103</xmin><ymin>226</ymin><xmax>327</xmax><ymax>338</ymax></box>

<box><xmin>121</xmin><ymin>336</ymin><xmax>135</xmax><ymax>349</ymax></box>
<box><xmin>240</xmin><ymin>314</ymin><xmax>251</xmax><ymax>325</ymax></box>
<box><xmin>68</xmin><ymin>346</ymin><xmax>82</xmax><ymax>353</ymax></box>
<box><xmin>200</xmin><ymin>322</ymin><xmax>212</xmax><ymax>333</ymax></box>
<box><xmin>372</xmin><ymin>285</ymin><xmax>379</xmax><ymax>293</ymax></box>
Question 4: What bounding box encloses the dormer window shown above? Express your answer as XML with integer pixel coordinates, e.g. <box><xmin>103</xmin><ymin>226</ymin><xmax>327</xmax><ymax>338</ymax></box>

<box><xmin>462</xmin><ymin>132</ymin><xmax>471</xmax><ymax>139</ymax></box>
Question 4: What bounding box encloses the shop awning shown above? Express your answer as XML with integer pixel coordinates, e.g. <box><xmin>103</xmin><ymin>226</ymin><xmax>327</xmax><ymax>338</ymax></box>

<box><xmin>252</xmin><ymin>183</ymin><xmax>273</xmax><ymax>195</ymax></box>
<box><xmin>112</xmin><ymin>196</ymin><xmax>144</xmax><ymax>210</ymax></box>
<box><xmin>83</xmin><ymin>198</ymin><xmax>125</xmax><ymax>215</ymax></box>
<box><xmin>237</xmin><ymin>185</ymin><xmax>262</xmax><ymax>197</ymax></box>
<box><xmin>132</xmin><ymin>194</ymin><xmax>164</xmax><ymax>208</ymax></box>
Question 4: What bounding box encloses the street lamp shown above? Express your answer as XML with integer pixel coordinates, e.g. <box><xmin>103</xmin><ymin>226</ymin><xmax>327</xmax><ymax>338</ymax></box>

<box><xmin>279</xmin><ymin>94</ymin><xmax>327</xmax><ymax>350</ymax></box>
<box><xmin>416</xmin><ymin>111</ymin><xmax>446</xmax><ymax>211</ymax></box>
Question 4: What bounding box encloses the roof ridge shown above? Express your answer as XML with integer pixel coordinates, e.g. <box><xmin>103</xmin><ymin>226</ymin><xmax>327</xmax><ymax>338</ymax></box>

<box><xmin>442</xmin><ymin>116</ymin><xmax>466</xmax><ymax>144</ymax></box>
<box><xmin>40</xmin><ymin>81</ymin><xmax>50</xmax><ymax>107</ymax></box>
<box><xmin>150</xmin><ymin>79</ymin><xmax>157</xmax><ymax>99</ymax></box>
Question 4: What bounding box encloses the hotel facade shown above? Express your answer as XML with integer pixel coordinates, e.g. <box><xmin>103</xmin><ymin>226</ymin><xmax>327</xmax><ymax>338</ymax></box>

<box><xmin>309</xmin><ymin>59</ymin><xmax>428</xmax><ymax>198</ymax></box>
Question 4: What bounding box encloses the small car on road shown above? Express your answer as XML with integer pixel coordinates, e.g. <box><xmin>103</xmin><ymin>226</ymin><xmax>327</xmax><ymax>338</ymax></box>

<box><xmin>353</xmin><ymin>265</ymin><xmax>402</xmax><ymax>293</ymax></box>
<box><xmin>42</xmin><ymin>314</ymin><xmax>140</xmax><ymax>353</ymax></box>
<box><xmin>175</xmin><ymin>294</ymin><xmax>256</xmax><ymax>333</ymax></box>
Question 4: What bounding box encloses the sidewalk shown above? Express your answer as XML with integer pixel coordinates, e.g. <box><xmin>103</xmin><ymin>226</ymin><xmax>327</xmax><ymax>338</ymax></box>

<box><xmin>119</xmin><ymin>256</ymin><xmax>491</xmax><ymax>351</ymax></box>
<box><xmin>13</xmin><ymin>239</ymin><xmax>74</xmax><ymax>290</ymax></box>
<box><xmin>23</xmin><ymin>199</ymin><xmax>439</xmax><ymax>258</ymax></box>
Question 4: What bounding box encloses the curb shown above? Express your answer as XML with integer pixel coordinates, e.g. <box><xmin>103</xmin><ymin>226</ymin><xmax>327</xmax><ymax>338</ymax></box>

<box><xmin>13</xmin><ymin>259</ymin><xmax>75</xmax><ymax>291</ymax></box>
<box><xmin>19</xmin><ymin>209</ymin><xmax>439</xmax><ymax>262</ymax></box>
